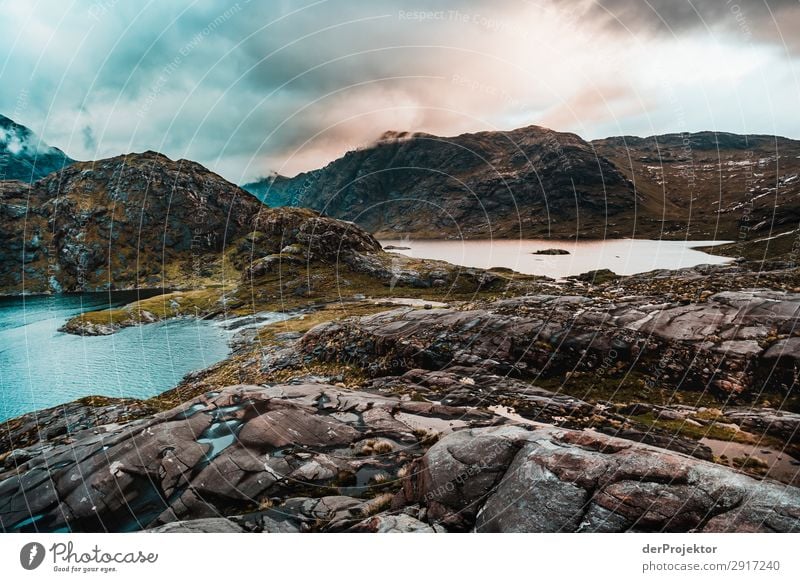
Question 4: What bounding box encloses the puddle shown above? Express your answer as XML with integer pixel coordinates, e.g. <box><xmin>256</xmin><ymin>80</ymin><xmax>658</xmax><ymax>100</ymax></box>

<box><xmin>11</xmin><ymin>513</ymin><xmax>46</xmax><ymax>531</ymax></box>
<box><xmin>394</xmin><ymin>411</ymin><xmax>468</xmax><ymax>434</ymax></box>
<box><xmin>701</xmin><ymin>438</ymin><xmax>800</xmax><ymax>486</ymax></box>
<box><xmin>210</xmin><ymin>403</ymin><xmax>246</xmax><ymax>420</ymax></box>
<box><xmin>115</xmin><ymin>476</ymin><xmax>172</xmax><ymax>533</ymax></box>
<box><xmin>197</xmin><ymin>419</ymin><xmax>241</xmax><ymax>462</ymax></box>
<box><xmin>338</xmin><ymin>465</ymin><xmax>391</xmax><ymax>497</ymax></box>
<box><xmin>316</xmin><ymin>394</ymin><xmax>332</xmax><ymax>411</ymax></box>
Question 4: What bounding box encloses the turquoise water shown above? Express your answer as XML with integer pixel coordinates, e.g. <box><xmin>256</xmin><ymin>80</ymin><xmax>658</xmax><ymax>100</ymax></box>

<box><xmin>0</xmin><ymin>292</ymin><xmax>233</xmax><ymax>422</ymax></box>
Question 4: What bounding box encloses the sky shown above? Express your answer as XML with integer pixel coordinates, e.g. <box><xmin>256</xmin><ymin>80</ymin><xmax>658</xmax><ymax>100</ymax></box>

<box><xmin>1</xmin><ymin>0</ymin><xmax>799</xmax><ymax>182</ymax></box>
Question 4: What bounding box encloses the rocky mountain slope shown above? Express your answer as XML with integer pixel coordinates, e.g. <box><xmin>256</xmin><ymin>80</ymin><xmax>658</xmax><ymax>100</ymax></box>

<box><xmin>0</xmin><ymin>114</ymin><xmax>74</xmax><ymax>182</ymax></box>
<box><xmin>0</xmin><ymin>151</ymin><xmax>263</xmax><ymax>293</ymax></box>
<box><xmin>244</xmin><ymin>127</ymin><xmax>800</xmax><ymax>255</ymax></box>
<box><xmin>592</xmin><ymin>132</ymin><xmax>800</xmax><ymax>257</ymax></box>
<box><xmin>244</xmin><ymin>126</ymin><xmax>639</xmax><ymax>239</ymax></box>
<box><xmin>1</xmin><ymin>148</ymin><xmax>525</xmax><ymax>298</ymax></box>
<box><xmin>56</xmin><ymin>203</ymin><xmax>528</xmax><ymax>336</ymax></box>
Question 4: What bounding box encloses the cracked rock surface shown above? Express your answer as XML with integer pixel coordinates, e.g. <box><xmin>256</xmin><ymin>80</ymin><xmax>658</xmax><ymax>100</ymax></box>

<box><xmin>1</xmin><ymin>380</ymin><xmax>797</xmax><ymax>533</ymax></box>
<box><xmin>302</xmin><ymin>290</ymin><xmax>800</xmax><ymax>398</ymax></box>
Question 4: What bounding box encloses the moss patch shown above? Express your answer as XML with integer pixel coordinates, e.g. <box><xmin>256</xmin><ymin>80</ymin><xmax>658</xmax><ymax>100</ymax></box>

<box><xmin>628</xmin><ymin>412</ymin><xmax>744</xmax><ymax>442</ymax></box>
<box><xmin>537</xmin><ymin>372</ymin><xmax>726</xmax><ymax>409</ymax></box>
<box><xmin>62</xmin><ymin>287</ymin><xmax>226</xmax><ymax>333</ymax></box>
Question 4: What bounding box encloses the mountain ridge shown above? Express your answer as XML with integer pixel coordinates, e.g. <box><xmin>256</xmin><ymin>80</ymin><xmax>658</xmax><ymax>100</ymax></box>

<box><xmin>242</xmin><ymin>126</ymin><xmax>800</xmax><ymax>249</ymax></box>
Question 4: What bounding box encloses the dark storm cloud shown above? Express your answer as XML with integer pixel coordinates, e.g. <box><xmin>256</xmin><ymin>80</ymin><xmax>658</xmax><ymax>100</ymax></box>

<box><xmin>569</xmin><ymin>0</ymin><xmax>799</xmax><ymax>45</ymax></box>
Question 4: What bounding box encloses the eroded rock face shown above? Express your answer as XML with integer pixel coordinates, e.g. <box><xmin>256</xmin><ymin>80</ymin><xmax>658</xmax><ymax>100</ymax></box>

<box><xmin>0</xmin><ymin>397</ymin><xmax>156</xmax><ymax>460</ymax></box>
<box><xmin>349</xmin><ymin>513</ymin><xmax>441</xmax><ymax>533</ymax></box>
<box><xmin>723</xmin><ymin>408</ymin><xmax>800</xmax><ymax>446</ymax></box>
<box><xmin>147</xmin><ymin>518</ymin><xmax>245</xmax><ymax>533</ymax></box>
<box><xmin>300</xmin><ymin>290</ymin><xmax>800</xmax><ymax>398</ymax></box>
<box><xmin>250</xmin><ymin>207</ymin><xmax>382</xmax><ymax>261</ymax></box>
<box><xmin>398</xmin><ymin>426</ymin><xmax>800</xmax><ymax>533</ymax></box>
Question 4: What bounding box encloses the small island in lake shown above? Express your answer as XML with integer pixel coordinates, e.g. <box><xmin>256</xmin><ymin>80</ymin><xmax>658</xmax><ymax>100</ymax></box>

<box><xmin>532</xmin><ymin>248</ymin><xmax>570</xmax><ymax>255</ymax></box>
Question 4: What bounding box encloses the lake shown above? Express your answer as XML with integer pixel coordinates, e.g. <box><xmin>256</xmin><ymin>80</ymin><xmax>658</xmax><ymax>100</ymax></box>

<box><xmin>380</xmin><ymin>238</ymin><xmax>733</xmax><ymax>279</ymax></box>
<box><xmin>0</xmin><ymin>292</ymin><xmax>237</xmax><ymax>422</ymax></box>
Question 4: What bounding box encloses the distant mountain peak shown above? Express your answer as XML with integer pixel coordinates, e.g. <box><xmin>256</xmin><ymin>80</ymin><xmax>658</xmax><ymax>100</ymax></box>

<box><xmin>377</xmin><ymin>130</ymin><xmax>412</xmax><ymax>141</ymax></box>
<box><xmin>0</xmin><ymin>114</ymin><xmax>75</xmax><ymax>182</ymax></box>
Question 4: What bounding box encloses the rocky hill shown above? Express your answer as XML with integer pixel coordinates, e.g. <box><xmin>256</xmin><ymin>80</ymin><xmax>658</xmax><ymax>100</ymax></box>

<box><xmin>0</xmin><ymin>114</ymin><xmax>74</xmax><ymax>182</ymax></box>
<box><xmin>0</xmin><ymin>151</ymin><xmax>263</xmax><ymax>293</ymax></box>
<box><xmin>2</xmin><ymin>384</ymin><xmax>797</xmax><ymax>533</ymax></box>
<box><xmin>2</xmin><ymin>141</ymin><xmax>799</xmax><ymax>532</ymax></box>
<box><xmin>244</xmin><ymin>126</ymin><xmax>639</xmax><ymax>239</ymax></box>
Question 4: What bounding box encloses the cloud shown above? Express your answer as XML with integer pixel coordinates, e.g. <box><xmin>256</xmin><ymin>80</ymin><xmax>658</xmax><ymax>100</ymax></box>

<box><xmin>564</xmin><ymin>0</ymin><xmax>797</xmax><ymax>39</ymax></box>
<box><xmin>0</xmin><ymin>0</ymin><xmax>798</xmax><ymax>182</ymax></box>
<box><xmin>0</xmin><ymin>117</ymin><xmax>52</xmax><ymax>156</ymax></box>
<box><xmin>81</xmin><ymin>125</ymin><xmax>97</xmax><ymax>152</ymax></box>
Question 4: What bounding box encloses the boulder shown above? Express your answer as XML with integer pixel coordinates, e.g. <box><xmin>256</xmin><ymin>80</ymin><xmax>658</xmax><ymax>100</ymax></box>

<box><xmin>147</xmin><ymin>518</ymin><xmax>245</xmax><ymax>533</ymax></box>
<box><xmin>401</xmin><ymin>426</ymin><xmax>800</xmax><ymax>533</ymax></box>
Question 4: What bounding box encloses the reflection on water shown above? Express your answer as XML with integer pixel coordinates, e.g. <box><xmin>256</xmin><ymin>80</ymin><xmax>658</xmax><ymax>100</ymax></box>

<box><xmin>380</xmin><ymin>239</ymin><xmax>733</xmax><ymax>279</ymax></box>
